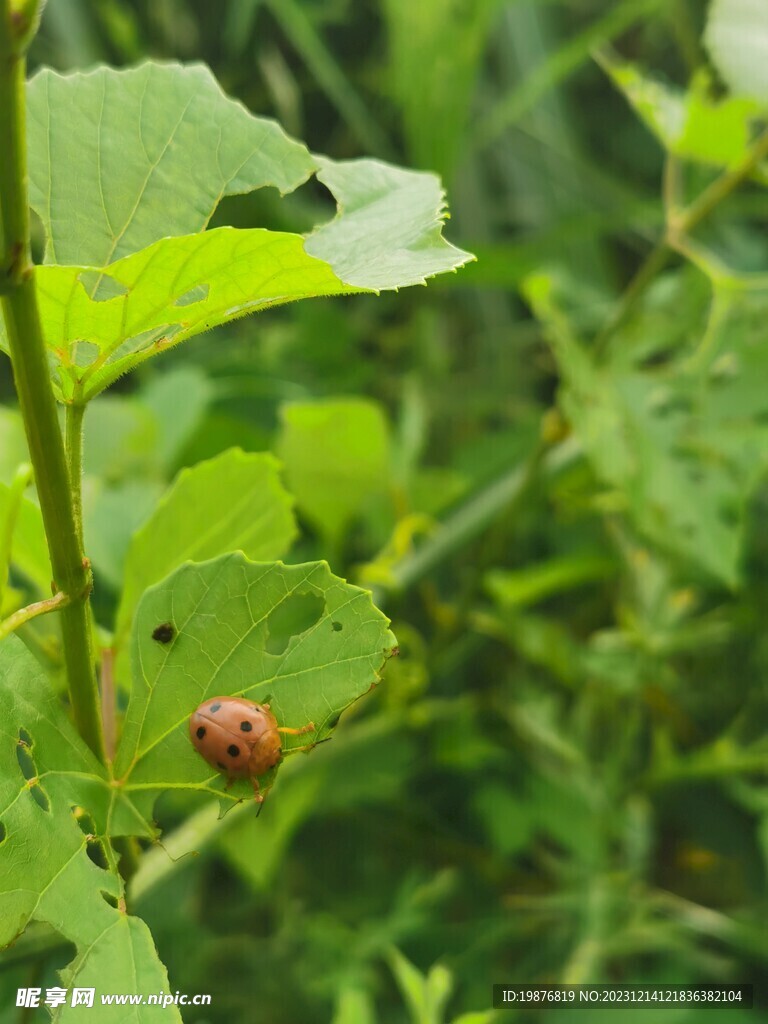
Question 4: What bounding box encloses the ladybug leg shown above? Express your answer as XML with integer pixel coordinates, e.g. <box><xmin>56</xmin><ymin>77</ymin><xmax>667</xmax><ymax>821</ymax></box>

<box><xmin>250</xmin><ymin>776</ymin><xmax>265</xmax><ymax>804</ymax></box>
<box><xmin>277</xmin><ymin>721</ymin><xmax>315</xmax><ymax>737</ymax></box>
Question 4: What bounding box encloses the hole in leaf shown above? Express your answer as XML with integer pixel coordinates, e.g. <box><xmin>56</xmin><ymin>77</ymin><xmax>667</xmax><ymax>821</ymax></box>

<box><xmin>16</xmin><ymin>735</ymin><xmax>36</xmax><ymax>781</ymax></box>
<box><xmin>266</xmin><ymin>593</ymin><xmax>325</xmax><ymax>656</ymax></box>
<box><xmin>78</xmin><ymin>271</ymin><xmax>128</xmax><ymax>301</ymax></box>
<box><xmin>331</xmin><ymin>621</ymin><xmax>342</xmax><ymax>632</ymax></box>
<box><xmin>0</xmin><ymin>820</ymin><xmax>5</xmax><ymax>844</ymax></box>
<box><xmin>71</xmin><ymin>340</ymin><xmax>100</xmax><ymax>368</ymax></box>
<box><xmin>174</xmin><ymin>283</ymin><xmax>209</xmax><ymax>307</ymax></box>
<box><xmin>101</xmin><ymin>891</ymin><xmax>119</xmax><ymax>909</ymax></box>
<box><xmin>18</xmin><ymin>727</ymin><xmax>33</xmax><ymax>748</ymax></box>
<box><xmin>29</xmin><ymin>785</ymin><xmax>50</xmax><ymax>813</ymax></box>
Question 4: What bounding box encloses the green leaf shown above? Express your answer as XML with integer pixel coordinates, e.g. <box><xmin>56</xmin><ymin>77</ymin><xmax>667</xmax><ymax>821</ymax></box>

<box><xmin>278</xmin><ymin>398</ymin><xmax>392</xmax><ymax>544</ymax></box>
<box><xmin>54</xmin><ymin>916</ymin><xmax>182</xmax><ymax>1023</ymax></box>
<box><xmin>0</xmin><ymin>639</ymin><xmax>176</xmax><ymax>1021</ymax></box>
<box><xmin>114</xmin><ymin>449</ymin><xmax>297</xmax><ymax>650</ymax></box>
<box><xmin>140</xmin><ymin>366</ymin><xmax>213</xmax><ymax>471</ymax></box>
<box><xmin>27</xmin><ymin>61</ymin><xmax>316</xmax><ymax>266</ymax></box>
<box><xmin>12</xmin><ymin>63</ymin><xmax>472</xmax><ymax>401</ymax></box>
<box><xmin>0</xmin><ymin>409</ymin><xmax>29</xmax><ymax>485</ymax></box>
<box><xmin>113</xmin><ymin>555</ymin><xmax>396</xmax><ymax>817</ymax></box>
<box><xmin>526</xmin><ymin>271</ymin><xmax>768</xmax><ymax>587</ymax></box>
<box><xmin>0</xmin><ymin>482</ymin><xmax>50</xmax><ymax>594</ymax></box>
<box><xmin>386</xmin><ymin>948</ymin><xmax>453</xmax><ymax>1024</ymax></box>
<box><xmin>332</xmin><ymin>985</ymin><xmax>379</xmax><ymax>1024</ymax></box>
<box><xmin>706</xmin><ymin>0</ymin><xmax>768</xmax><ymax>105</ymax></box>
<box><xmin>306</xmin><ymin>156</ymin><xmax>472</xmax><ymax>289</ymax></box>
<box><xmin>85</xmin><ymin>479</ymin><xmax>164</xmax><ymax>591</ymax></box>
<box><xmin>600</xmin><ymin>53</ymin><xmax>762</xmax><ymax>167</ymax></box>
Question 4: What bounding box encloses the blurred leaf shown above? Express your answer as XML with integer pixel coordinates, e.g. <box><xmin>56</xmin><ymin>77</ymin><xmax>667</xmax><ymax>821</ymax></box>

<box><xmin>600</xmin><ymin>54</ymin><xmax>763</xmax><ymax>168</ymax></box>
<box><xmin>473</xmin><ymin>782</ymin><xmax>533</xmax><ymax>856</ymax></box>
<box><xmin>278</xmin><ymin>398</ymin><xmax>392</xmax><ymax>545</ymax></box>
<box><xmin>0</xmin><ymin>481</ymin><xmax>50</xmax><ymax>594</ymax></box>
<box><xmin>85</xmin><ymin>479</ymin><xmax>164</xmax><ymax>591</ymax></box>
<box><xmin>485</xmin><ymin>554</ymin><xmax>614</xmax><ymax>609</ymax></box>
<box><xmin>387</xmin><ymin>948</ymin><xmax>453</xmax><ymax>1024</ymax></box>
<box><xmin>114</xmin><ymin>449</ymin><xmax>296</xmax><ymax>649</ymax></box>
<box><xmin>526</xmin><ymin>271</ymin><xmax>768</xmax><ymax>586</ymax></box>
<box><xmin>332</xmin><ymin>984</ymin><xmax>378</xmax><ymax>1024</ymax></box>
<box><xmin>113</xmin><ymin>555</ymin><xmax>396</xmax><ymax>818</ymax></box>
<box><xmin>27</xmin><ymin>62</ymin><xmax>315</xmax><ymax>266</ymax></box>
<box><xmin>140</xmin><ymin>366</ymin><xmax>213</xmax><ymax>472</ymax></box>
<box><xmin>83</xmin><ymin>396</ymin><xmax>158</xmax><ymax>481</ymax></box>
<box><xmin>706</xmin><ymin>0</ymin><xmax>768</xmax><ymax>105</ymax></box>
<box><xmin>0</xmin><ymin>408</ymin><xmax>29</xmax><ymax>485</ymax></box>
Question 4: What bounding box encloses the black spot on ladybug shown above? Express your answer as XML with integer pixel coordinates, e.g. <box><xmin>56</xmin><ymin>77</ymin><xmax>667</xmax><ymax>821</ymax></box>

<box><xmin>240</xmin><ymin>721</ymin><xmax>253</xmax><ymax>732</ymax></box>
<box><xmin>227</xmin><ymin>744</ymin><xmax>240</xmax><ymax>757</ymax></box>
<box><xmin>210</xmin><ymin>703</ymin><xmax>221</xmax><ymax>713</ymax></box>
<box><xmin>152</xmin><ymin>622</ymin><xmax>175</xmax><ymax>644</ymax></box>
<box><xmin>216</xmin><ymin>761</ymin><xmax>226</xmax><ymax>771</ymax></box>
<box><xmin>196</xmin><ymin>726</ymin><xmax>206</xmax><ymax>739</ymax></box>
<box><xmin>332</xmin><ymin>621</ymin><xmax>342</xmax><ymax>632</ymax></box>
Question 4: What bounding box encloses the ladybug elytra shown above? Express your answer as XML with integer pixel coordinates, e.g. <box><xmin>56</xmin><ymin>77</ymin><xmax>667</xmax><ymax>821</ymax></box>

<box><xmin>189</xmin><ymin>696</ymin><xmax>314</xmax><ymax>801</ymax></box>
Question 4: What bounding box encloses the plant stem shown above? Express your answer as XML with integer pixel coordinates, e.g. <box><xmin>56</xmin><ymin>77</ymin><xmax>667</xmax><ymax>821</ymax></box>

<box><xmin>65</xmin><ymin>402</ymin><xmax>86</xmax><ymax>547</ymax></box>
<box><xmin>596</xmin><ymin>127</ymin><xmax>768</xmax><ymax>356</ymax></box>
<box><xmin>0</xmin><ymin>2</ymin><xmax>105</xmax><ymax>761</ymax></box>
<box><xmin>0</xmin><ymin>591</ymin><xmax>71</xmax><ymax>642</ymax></box>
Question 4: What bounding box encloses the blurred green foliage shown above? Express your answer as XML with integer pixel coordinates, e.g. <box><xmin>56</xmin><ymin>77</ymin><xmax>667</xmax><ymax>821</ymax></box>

<box><xmin>2</xmin><ymin>0</ymin><xmax>768</xmax><ymax>1021</ymax></box>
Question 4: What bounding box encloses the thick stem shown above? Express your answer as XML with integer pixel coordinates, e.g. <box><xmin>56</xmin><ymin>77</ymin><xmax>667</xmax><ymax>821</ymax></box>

<box><xmin>0</xmin><ymin>5</ymin><xmax>105</xmax><ymax>761</ymax></box>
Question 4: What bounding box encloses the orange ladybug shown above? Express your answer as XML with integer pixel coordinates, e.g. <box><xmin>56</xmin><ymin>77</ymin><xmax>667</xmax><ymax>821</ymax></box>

<box><xmin>189</xmin><ymin>696</ymin><xmax>315</xmax><ymax>801</ymax></box>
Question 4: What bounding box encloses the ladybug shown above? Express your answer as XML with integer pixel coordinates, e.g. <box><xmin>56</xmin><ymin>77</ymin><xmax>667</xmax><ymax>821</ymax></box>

<box><xmin>189</xmin><ymin>696</ymin><xmax>315</xmax><ymax>801</ymax></box>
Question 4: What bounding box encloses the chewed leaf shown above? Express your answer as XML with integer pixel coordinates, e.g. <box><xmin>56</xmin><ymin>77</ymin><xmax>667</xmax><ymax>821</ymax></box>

<box><xmin>12</xmin><ymin>155</ymin><xmax>472</xmax><ymax>401</ymax></box>
<box><xmin>6</xmin><ymin>61</ymin><xmax>473</xmax><ymax>401</ymax></box>
<box><xmin>305</xmin><ymin>157</ymin><xmax>472</xmax><ymax>289</ymax></box>
<box><xmin>27</xmin><ymin>62</ymin><xmax>316</xmax><ymax>267</ymax></box>
<box><xmin>30</xmin><ymin>227</ymin><xmax>353</xmax><ymax>401</ymax></box>
<box><xmin>0</xmin><ymin>639</ymin><xmax>176</xmax><ymax>1020</ymax></box>
<box><xmin>113</xmin><ymin>555</ymin><xmax>397</xmax><ymax>820</ymax></box>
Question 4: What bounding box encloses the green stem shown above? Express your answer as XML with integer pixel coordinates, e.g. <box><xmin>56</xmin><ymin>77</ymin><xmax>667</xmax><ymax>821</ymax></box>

<box><xmin>0</xmin><ymin>3</ymin><xmax>105</xmax><ymax>761</ymax></box>
<box><xmin>65</xmin><ymin>402</ymin><xmax>86</xmax><ymax>547</ymax></box>
<box><xmin>596</xmin><ymin>126</ymin><xmax>768</xmax><ymax>356</ymax></box>
<box><xmin>0</xmin><ymin>459</ymin><xmax>32</xmax><ymax>609</ymax></box>
<box><xmin>0</xmin><ymin>591</ymin><xmax>70</xmax><ymax>642</ymax></box>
